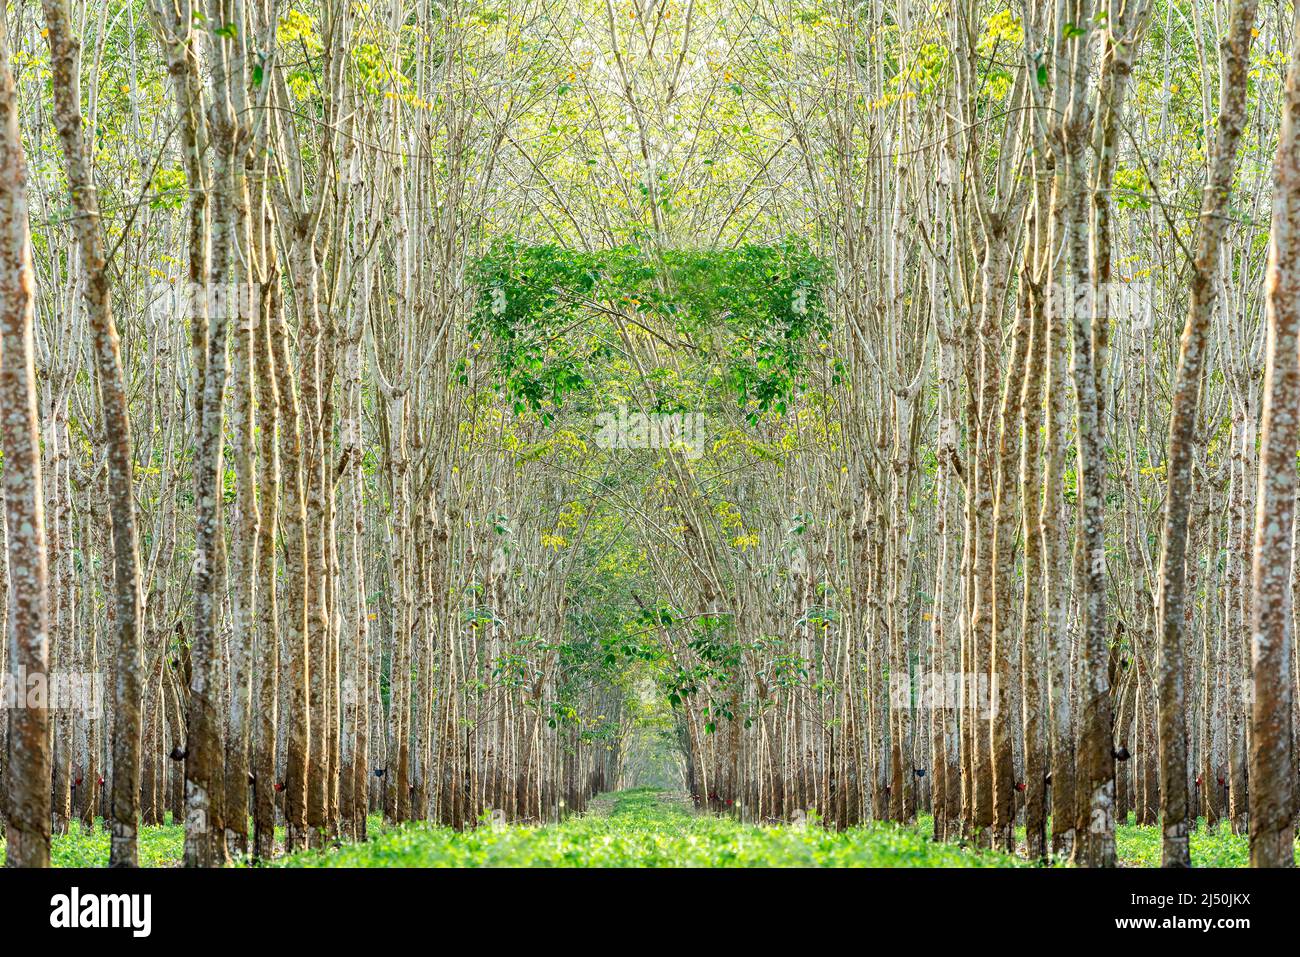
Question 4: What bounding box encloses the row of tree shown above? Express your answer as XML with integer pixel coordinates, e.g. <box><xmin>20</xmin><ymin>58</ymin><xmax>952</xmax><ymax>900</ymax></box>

<box><xmin>0</xmin><ymin>0</ymin><xmax>1297</xmax><ymax>869</ymax></box>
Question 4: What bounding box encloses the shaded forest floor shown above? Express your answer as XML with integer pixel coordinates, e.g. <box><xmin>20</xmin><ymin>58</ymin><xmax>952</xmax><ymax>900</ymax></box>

<box><xmin>5</xmin><ymin>789</ymin><xmax>1280</xmax><ymax>866</ymax></box>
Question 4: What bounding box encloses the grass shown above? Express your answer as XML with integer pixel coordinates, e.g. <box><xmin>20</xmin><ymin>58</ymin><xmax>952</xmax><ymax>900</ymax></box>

<box><xmin>3</xmin><ymin>791</ymin><xmax>1274</xmax><ymax>867</ymax></box>
<box><xmin>0</xmin><ymin>815</ymin><xmax>187</xmax><ymax>867</ymax></box>
<box><xmin>1114</xmin><ymin>813</ymin><xmax>1255</xmax><ymax>867</ymax></box>
<box><xmin>277</xmin><ymin>788</ymin><xmax>1025</xmax><ymax>867</ymax></box>
<box><xmin>55</xmin><ymin>818</ymin><xmax>187</xmax><ymax>867</ymax></box>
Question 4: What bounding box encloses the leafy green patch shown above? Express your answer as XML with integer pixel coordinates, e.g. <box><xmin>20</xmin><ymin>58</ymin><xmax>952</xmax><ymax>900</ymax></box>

<box><xmin>0</xmin><ymin>816</ymin><xmax>186</xmax><ymax>867</ymax></box>
<box><xmin>466</xmin><ymin>240</ymin><xmax>831</xmax><ymax>424</ymax></box>
<box><xmin>1115</xmin><ymin>813</ymin><xmax>1263</xmax><ymax>867</ymax></box>
<box><xmin>276</xmin><ymin>788</ymin><xmax>1025</xmax><ymax>868</ymax></box>
<box><xmin>8</xmin><ymin>797</ymin><xmax>1278</xmax><ymax>868</ymax></box>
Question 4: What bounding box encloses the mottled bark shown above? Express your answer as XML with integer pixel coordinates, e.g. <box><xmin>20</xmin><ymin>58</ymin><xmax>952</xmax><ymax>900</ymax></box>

<box><xmin>1249</xmin><ymin>0</ymin><xmax>1300</xmax><ymax>868</ymax></box>
<box><xmin>40</xmin><ymin>0</ymin><xmax>145</xmax><ymax>867</ymax></box>
<box><xmin>0</xmin><ymin>7</ymin><xmax>51</xmax><ymax>868</ymax></box>
<box><xmin>1155</xmin><ymin>0</ymin><xmax>1258</xmax><ymax>867</ymax></box>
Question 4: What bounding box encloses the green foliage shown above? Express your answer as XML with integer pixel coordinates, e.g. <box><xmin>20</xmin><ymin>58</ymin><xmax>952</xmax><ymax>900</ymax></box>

<box><xmin>1113</xmin><ymin>166</ymin><xmax>1151</xmax><ymax>210</ymax></box>
<box><xmin>275</xmin><ymin>788</ymin><xmax>1026</xmax><ymax>868</ymax></box>
<box><xmin>7</xmin><ymin>803</ymin><xmax>1285</xmax><ymax>868</ymax></box>
<box><xmin>149</xmin><ymin>167</ymin><xmax>187</xmax><ymax>209</ymax></box>
<box><xmin>0</xmin><ymin>816</ymin><xmax>186</xmax><ymax>867</ymax></box>
<box><xmin>1112</xmin><ymin>814</ymin><xmax>1283</xmax><ymax>868</ymax></box>
<box><xmin>467</xmin><ymin>240</ymin><xmax>831</xmax><ymax>424</ymax></box>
